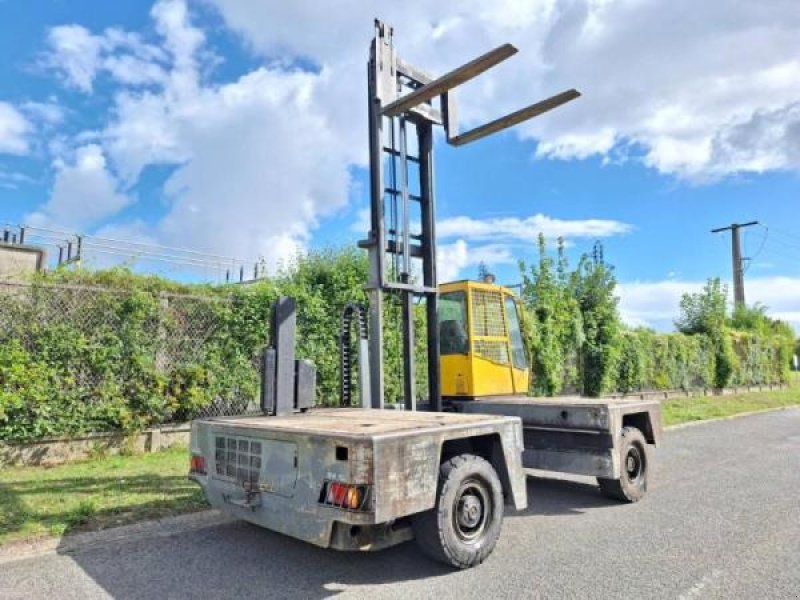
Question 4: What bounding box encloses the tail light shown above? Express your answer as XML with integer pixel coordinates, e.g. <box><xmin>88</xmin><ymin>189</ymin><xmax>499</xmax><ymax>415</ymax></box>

<box><xmin>190</xmin><ymin>454</ymin><xmax>207</xmax><ymax>475</ymax></box>
<box><xmin>320</xmin><ymin>480</ymin><xmax>370</xmax><ymax>511</ymax></box>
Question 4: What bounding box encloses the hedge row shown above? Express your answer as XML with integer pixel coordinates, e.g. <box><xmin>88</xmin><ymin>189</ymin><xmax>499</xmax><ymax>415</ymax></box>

<box><xmin>615</xmin><ymin>329</ymin><xmax>791</xmax><ymax>393</ymax></box>
<box><xmin>0</xmin><ymin>247</ymin><xmax>794</xmax><ymax>442</ymax></box>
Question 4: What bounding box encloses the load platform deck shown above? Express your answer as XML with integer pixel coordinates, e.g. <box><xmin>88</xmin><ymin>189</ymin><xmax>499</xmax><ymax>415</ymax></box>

<box><xmin>206</xmin><ymin>408</ymin><xmax>517</xmax><ymax>439</ymax></box>
<box><xmin>450</xmin><ymin>395</ymin><xmax>662</xmax><ymax>478</ymax></box>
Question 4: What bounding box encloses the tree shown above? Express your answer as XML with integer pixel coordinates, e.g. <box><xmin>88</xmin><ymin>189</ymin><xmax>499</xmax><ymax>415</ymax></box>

<box><xmin>572</xmin><ymin>245</ymin><xmax>621</xmax><ymax>396</ymax></box>
<box><xmin>729</xmin><ymin>303</ymin><xmax>771</xmax><ymax>335</ymax></box>
<box><xmin>519</xmin><ymin>235</ymin><xmax>582</xmax><ymax>395</ymax></box>
<box><xmin>675</xmin><ymin>278</ymin><xmax>728</xmax><ymax>335</ymax></box>
<box><xmin>675</xmin><ymin>278</ymin><xmax>735</xmax><ymax>388</ymax></box>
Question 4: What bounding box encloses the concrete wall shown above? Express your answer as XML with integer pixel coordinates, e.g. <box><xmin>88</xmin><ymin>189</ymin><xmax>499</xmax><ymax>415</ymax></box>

<box><xmin>0</xmin><ymin>423</ymin><xmax>191</xmax><ymax>467</ymax></box>
<box><xmin>0</xmin><ymin>243</ymin><xmax>45</xmax><ymax>281</ymax></box>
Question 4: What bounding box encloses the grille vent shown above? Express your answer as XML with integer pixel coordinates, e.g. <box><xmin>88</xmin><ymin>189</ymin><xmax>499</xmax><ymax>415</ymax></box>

<box><xmin>215</xmin><ymin>436</ymin><xmax>262</xmax><ymax>484</ymax></box>
<box><xmin>471</xmin><ymin>289</ymin><xmax>510</xmax><ymax>365</ymax></box>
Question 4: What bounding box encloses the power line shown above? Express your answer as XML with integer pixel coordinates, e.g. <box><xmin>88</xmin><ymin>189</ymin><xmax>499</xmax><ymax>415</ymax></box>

<box><xmin>22</xmin><ymin>232</ymin><xmax>237</xmax><ymax>272</ymax></box>
<box><xmin>743</xmin><ymin>225</ymin><xmax>769</xmax><ymax>273</ymax></box>
<box><xmin>761</xmin><ymin>247</ymin><xmax>800</xmax><ymax>263</ymax></box>
<box><xmin>768</xmin><ymin>232</ymin><xmax>800</xmax><ymax>251</ymax></box>
<box><xmin>768</xmin><ymin>225</ymin><xmax>800</xmax><ymax>243</ymax></box>
<box><xmin>4</xmin><ymin>223</ymin><xmax>258</xmax><ymax>283</ymax></box>
<box><xmin>21</xmin><ymin>225</ymin><xmax>241</xmax><ymax>264</ymax></box>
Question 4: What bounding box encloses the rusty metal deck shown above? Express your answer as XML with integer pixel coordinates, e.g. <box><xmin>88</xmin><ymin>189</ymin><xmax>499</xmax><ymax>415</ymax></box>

<box><xmin>451</xmin><ymin>394</ymin><xmax>662</xmax><ymax>478</ymax></box>
<box><xmin>208</xmin><ymin>408</ymin><xmax>513</xmax><ymax>438</ymax></box>
<box><xmin>465</xmin><ymin>394</ymin><xmax>658</xmax><ymax>409</ymax></box>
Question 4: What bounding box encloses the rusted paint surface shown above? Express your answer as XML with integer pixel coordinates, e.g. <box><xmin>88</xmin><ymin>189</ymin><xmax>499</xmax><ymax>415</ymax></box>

<box><xmin>454</xmin><ymin>396</ymin><xmax>662</xmax><ymax>479</ymax></box>
<box><xmin>214</xmin><ymin>408</ymin><xmax>512</xmax><ymax>436</ymax></box>
<box><xmin>189</xmin><ymin>409</ymin><xmax>527</xmax><ymax>550</ymax></box>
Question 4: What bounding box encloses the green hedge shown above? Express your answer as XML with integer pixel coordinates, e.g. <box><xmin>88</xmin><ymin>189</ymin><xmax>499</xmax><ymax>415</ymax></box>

<box><xmin>0</xmin><ymin>250</ymin><xmax>388</xmax><ymax>442</ymax></box>
<box><xmin>614</xmin><ymin>328</ymin><xmax>791</xmax><ymax>394</ymax></box>
<box><xmin>0</xmin><ymin>283</ymin><xmax>257</xmax><ymax>442</ymax></box>
<box><xmin>0</xmin><ymin>248</ymin><xmax>793</xmax><ymax>442</ymax></box>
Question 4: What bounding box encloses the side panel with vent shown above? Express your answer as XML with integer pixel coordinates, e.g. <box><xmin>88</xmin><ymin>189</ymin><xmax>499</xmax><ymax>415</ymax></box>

<box><xmin>212</xmin><ymin>434</ymin><xmax>298</xmax><ymax>497</ymax></box>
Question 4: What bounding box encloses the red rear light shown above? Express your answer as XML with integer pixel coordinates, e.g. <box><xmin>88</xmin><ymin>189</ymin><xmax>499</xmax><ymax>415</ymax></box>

<box><xmin>190</xmin><ymin>454</ymin><xmax>206</xmax><ymax>475</ymax></box>
<box><xmin>321</xmin><ymin>481</ymin><xmax>369</xmax><ymax>511</ymax></box>
<box><xmin>327</xmin><ymin>481</ymin><xmax>348</xmax><ymax>505</ymax></box>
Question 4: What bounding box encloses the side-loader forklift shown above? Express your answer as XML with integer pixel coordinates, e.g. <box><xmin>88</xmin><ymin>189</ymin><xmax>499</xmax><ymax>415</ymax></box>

<box><xmin>189</xmin><ymin>21</ymin><xmax>661</xmax><ymax>569</ymax></box>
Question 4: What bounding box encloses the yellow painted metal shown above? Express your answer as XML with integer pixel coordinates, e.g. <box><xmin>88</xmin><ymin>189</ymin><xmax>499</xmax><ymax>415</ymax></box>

<box><xmin>439</xmin><ymin>354</ymin><xmax>472</xmax><ymax>397</ymax></box>
<box><xmin>438</xmin><ymin>280</ymin><xmax>531</xmax><ymax>398</ymax></box>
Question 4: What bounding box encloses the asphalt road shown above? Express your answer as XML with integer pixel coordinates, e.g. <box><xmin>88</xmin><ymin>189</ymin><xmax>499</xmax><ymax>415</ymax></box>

<box><xmin>2</xmin><ymin>409</ymin><xmax>799</xmax><ymax>599</ymax></box>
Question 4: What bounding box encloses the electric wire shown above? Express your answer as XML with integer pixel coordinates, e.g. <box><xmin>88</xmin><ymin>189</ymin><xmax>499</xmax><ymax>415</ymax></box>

<box><xmin>5</xmin><ymin>223</ymin><xmax>251</xmax><ymax>283</ymax></box>
<box><xmin>743</xmin><ymin>225</ymin><xmax>769</xmax><ymax>273</ymax></box>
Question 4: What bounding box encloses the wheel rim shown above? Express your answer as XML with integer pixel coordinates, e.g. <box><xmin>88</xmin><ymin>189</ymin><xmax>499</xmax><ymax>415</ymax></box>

<box><xmin>624</xmin><ymin>444</ymin><xmax>644</xmax><ymax>484</ymax></box>
<box><xmin>452</xmin><ymin>478</ymin><xmax>491</xmax><ymax>543</ymax></box>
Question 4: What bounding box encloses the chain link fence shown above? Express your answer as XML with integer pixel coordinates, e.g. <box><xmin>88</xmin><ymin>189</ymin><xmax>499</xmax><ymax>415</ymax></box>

<box><xmin>0</xmin><ymin>281</ymin><xmax>266</xmax><ymax>442</ymax></box>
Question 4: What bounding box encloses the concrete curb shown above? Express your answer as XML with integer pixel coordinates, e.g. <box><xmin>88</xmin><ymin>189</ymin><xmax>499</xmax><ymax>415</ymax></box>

<box><xmin>0</xmin><ymin>509</ymin><xmax>231</xmax><ymax>566</ymax></box>
<box><xmin>664</xmin><ymin>405</ymin><xmax>799</xmax><ymax>431</ymax></box>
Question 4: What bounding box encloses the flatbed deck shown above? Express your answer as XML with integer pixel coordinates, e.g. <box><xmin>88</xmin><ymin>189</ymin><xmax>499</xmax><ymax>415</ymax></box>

<box><xmin>462</xmin><ymin>394</ymin><xmax>657</xmax><ymax>407</ymax></box>
<box><xmin>208</xmin><ymin>408</ymin><xmax>514</xmax><ymax>438</ymax></box>
<box><xmin>450</xmin><ymin>394</ymin><xmax>662</xmax><ymax>478</ymax></box>
<box><xmin>190</xmin><ymin>407</ymin><xmax>528</xmax><ymax>546</ymax></box>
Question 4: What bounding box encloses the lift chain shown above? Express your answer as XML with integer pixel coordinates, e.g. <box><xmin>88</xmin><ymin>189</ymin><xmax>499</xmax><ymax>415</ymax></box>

<box><xmin>340</xmin><ymin>303</ymin><xmax>369</xmax><ymax>407</ymax></box>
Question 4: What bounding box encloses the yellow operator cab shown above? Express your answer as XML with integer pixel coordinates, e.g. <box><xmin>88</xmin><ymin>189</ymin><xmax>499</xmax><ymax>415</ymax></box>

<box><xmin>438</xmin><ymin>280</ymin><xmax>530</xmax><ymax>398</ymax></box>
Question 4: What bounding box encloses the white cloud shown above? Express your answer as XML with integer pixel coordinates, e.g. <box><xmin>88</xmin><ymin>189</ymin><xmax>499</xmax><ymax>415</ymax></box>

<box><xmin>432</xmin><ymin>213</ymin><xmax>630</xmax><ymax>280</ymax></box>
<box><xmin>617</xmin><ymin>280</ymin><xmax>704</xmax><ymax>330</ymax></box>
<box><xmin>36</xmin><ymin>0</ymin><xmax>360</xmax><ymax>268</ymax></box>
<box><xmin>32</xmin><ymin>0</ymin><xmax>800</xmax><ymax>273</ymax></box>
<box><xmin>113</xmin><ymin>2</ymin><xmax>354</xmax><ymax>264</ymax></box>
<box><xmin>709</xmin><ymin>101</ymin><xmax>800</xmax><ymax>173</ymax></box>
<box><xmin>438</xmin><ymin>213</ymin><xmax>631</xmax><ymax>243</ymax></box>
<box><xmin>45</xmin><ymin>24</ymin><xmax>168</xmax><ymax>92</ymax></box>
<box><xmin>618</xmin><ymin>277</ymin><xmax>800</xmax><ymax>332</ymax></box>
<box><xmin>21</xmin><ymin>100</ymin><xmax>64</xmax><ymax>126</ymax></box>
<box><xmin>350</xmin><ymin>208</ymin><xmax>371</xmax><ymax>234</ymax></box>
<box><xmin>26</xmin><ymin>144</ymin><xmax>130</xmax><ymax>230</ymax></box>
<box><xmin>0</xmin><ymin>102</ymin><xmax>30</xmax><ymax>154</ymax></box>
<box><xmin>208</xmin><ymin>0</ymin><xmax>800</xmax><ymax>180</ymax></box>
<box><xmin>437</xmin><ymin>239</ymin><xmax>515</xmax><ymax>282</ymax></box>
<box><xmin>46</xmin><ymin>25</ymin><xmax>103</xmax><ymax>92</ymax></box>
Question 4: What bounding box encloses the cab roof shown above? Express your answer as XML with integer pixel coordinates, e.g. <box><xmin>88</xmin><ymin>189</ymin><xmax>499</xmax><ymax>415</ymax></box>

<box><xmin>439</xmin><ymin>279</ymin><xmax>519</xmax><ymax>296</ymax></box>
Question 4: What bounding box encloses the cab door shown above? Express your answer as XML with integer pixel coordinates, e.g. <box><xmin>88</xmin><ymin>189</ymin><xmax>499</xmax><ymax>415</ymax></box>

<box><xmin>503</xmin><ymin>294</ymin><xmax>530</xmax><ymax>394</ymax></box>
<box><xmin>469</xmin><ymin>287</ymin><xmax>515</xmax><ymax>396</ymax></box>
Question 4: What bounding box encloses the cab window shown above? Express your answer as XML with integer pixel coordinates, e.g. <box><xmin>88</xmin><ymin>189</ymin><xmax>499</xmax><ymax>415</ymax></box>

<box><xmin>504</xmin><ymin>296</ymin><xmax>528</xmax><ymax>370</ymax></box>
<box><xmin>438</xmin><ymin>291</ymin><xmax>469</xmax><ymax>355</ymax></box>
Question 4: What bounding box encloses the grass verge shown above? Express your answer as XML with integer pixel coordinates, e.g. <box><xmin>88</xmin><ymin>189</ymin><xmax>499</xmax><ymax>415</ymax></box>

<box><xmin>0</xmin><ymin>446</ymin><xmax>206</xmax><ymax>546</ymax></box>
<box><xmin>662</xmin><ymin>386</ymin><xmax>800</xmax><ymax>426</ymax></box>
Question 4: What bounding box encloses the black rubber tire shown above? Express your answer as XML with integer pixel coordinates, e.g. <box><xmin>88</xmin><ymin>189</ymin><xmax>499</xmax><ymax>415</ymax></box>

<box><xmin>411</xmin><ymin>453</ymin><xmax>504</xmax><ymax>569</ymax></box>
<box><xmin>597</xmin><ymin>426</ymin><xmax>650</xmax><ymax>502</ymax></box>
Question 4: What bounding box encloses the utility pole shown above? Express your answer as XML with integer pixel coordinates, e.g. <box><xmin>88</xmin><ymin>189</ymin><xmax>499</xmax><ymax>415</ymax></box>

<box><xmin>711</xmin><ymin>221</ymin><xmax>758</xmax><ymax>309</ymax></box>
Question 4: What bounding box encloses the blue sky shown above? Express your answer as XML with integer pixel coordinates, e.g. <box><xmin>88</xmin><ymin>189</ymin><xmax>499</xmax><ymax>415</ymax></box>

<box><xmin>0</xmin><ymin>0</ymin><xmax>798</xmax><ymax>331</ymax></box>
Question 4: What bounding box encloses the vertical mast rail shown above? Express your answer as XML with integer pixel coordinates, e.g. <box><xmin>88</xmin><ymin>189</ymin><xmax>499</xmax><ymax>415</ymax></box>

<box><xmin>363</xmin><ymin>19</ymin><xmax>579</xmax><ymax>412</ymax></box>
<box><xmin>365</xmin><ymin>22</ymin><xmax>389</xmax><ymax>408</ymax></box>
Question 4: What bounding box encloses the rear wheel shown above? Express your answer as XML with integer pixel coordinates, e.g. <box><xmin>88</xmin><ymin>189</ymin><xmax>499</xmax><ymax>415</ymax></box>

<box><xmin>597</xmin><ymin>426</ymin><xmax>649</xmax><ymax>502</ymax></box>
<box><xmin>411</xmin><ymin>453</ymin><xmax>504</xmax><ymax>569</ymax></box>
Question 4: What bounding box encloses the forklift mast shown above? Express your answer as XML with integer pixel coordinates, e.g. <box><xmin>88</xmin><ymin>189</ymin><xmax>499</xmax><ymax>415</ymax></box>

<box><xmin>360</xmin><ymin>20</ymin><xmax>580</xmax><ymax>412</ymax></box>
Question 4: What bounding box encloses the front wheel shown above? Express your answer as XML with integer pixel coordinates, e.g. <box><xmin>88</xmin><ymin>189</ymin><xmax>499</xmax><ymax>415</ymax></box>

<box><xmin>597</xmin><ymin>426</ymin><xmax>650</xmax><ymax>502</ymax></box>
<box><xmin>411</xmin><ymin>453</ymin><xmax>504</xmax><ymax>569</ymax></box>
